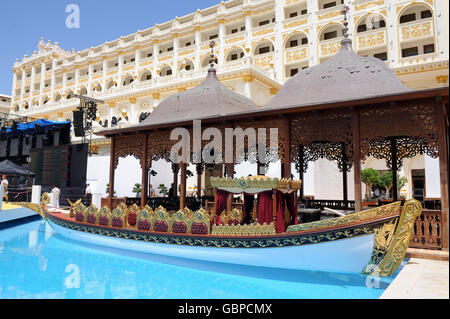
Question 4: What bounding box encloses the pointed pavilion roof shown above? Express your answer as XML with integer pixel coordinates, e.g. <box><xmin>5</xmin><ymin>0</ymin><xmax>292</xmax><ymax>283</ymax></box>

<box><xmin>140</xmin><ymin>41</ymin><xmax>259</xmax><ymax>127</ymax></box>
<box><xmin>265</xmin><ymin>6</ymin><xmax>412</xmax><ymax>110</ymax></box>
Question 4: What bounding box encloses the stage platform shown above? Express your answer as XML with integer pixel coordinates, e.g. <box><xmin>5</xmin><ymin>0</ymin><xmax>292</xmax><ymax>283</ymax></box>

<box><xmin>0</xmin><ymin>202</ymin><xmax>42</xmax><ymax>229</ymax></box>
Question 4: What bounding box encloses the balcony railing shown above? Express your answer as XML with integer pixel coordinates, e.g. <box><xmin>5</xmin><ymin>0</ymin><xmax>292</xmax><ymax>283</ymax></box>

<box><xmin>284</xmin><ymin>45</ymin><xmax>309</xmax><ymax>64</ymax></box>
<box><xmin>319</xmin><ymin>38</ymin><xmax>342</xmax><ymax>59</ymax></box>
<box><xmin>410</xmin><ymin>209</ymin><xmax>442</xmax><ymax>250</ymax></box>
<box><xmin>224</xmin><ymin>32</ymin><xmax>245</xmax><ymax>45</ymax></box>
<box><xmin>283</xmin><ymin>15</ymin><xmax>309</xmax><ymax>30</ymax></box>
<box><xmin>399</xmin><ymin>18</ymin><xmax>434</xmax><ymax>43</ymax></box>
<box><xmin>253</xmin><ymin>52</ymin><xmax>274</xmax><ymax>69</ymax></box>
<box><xmin>252</xmin><ymin>23</ymin><xmax>275</xmax><ymax>38</ymax></box>
<box><xmin>356</xmin><ymin>29</ymin><xmax>387</xmax><ymax>51</ymax></box>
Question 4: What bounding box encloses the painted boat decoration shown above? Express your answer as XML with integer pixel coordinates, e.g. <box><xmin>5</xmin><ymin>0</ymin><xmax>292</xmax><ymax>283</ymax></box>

<box><xmin>18</xmin><ymin>176</ymin><xmax>423</xmax><ymax>277</ymax></box>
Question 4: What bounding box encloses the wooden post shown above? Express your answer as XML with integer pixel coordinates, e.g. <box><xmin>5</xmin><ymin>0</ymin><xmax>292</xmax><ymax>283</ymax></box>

<box><xmin>352</xmin><ymin>109</ymin><xmax>362</xmax><ymax>212</ymax></box>
<box><xmin>298</xmin><ymin>145</ymin><xmax>304</xmax><ymax>201</ymax></box>
<box><xmin>196</xmin><ymin>163</ymin><xmax>202</xmax><ymax>199</ymax></box>
<box><xmin>390</xmin><ymin>137</ymin><xmax>398</xmax><ymax>202</ymax></box>
<box><xmin>436</xmin><ymin>98</ymin><xmax>449</xmax><ymax>250</ymax></box>
<box><xmin>180</xmin><ymin>163</ymin><xmax>187</xmax><ymax>210</ymax></box>
<box><xmin>272</xmin><ymin>189</ymin><xmax>277</xmax><ymax>224</ymax></box>
<box><xmin>226</xmin><ymin>163</ymin><xmax>234</xmax><ymax>213</ymax></box>
<box><xmin>141</xmin><ymin>134</ymin><xmax>148</xmax><ymax>209</ymax></box>
<box><xmin>342</xmin><ymin>143</ymin><xmax>348</xmax><ymax>206</ymax></box>
<box><xmin>108</xmin><ymin>137</ymin><xmax>116</xmax><ymax>209</ymax></box>
<box><xmin>172</xmin><ymin>163</ymin><xmax>179</xmax><ymax>198</ymax></box>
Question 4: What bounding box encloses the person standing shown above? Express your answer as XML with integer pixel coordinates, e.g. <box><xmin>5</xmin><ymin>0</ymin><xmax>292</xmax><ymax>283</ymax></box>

<box><xmin>1</xmin><ymin>175</ymin><xmax>8</xmax><ymax>202</ymax></box>
<box><xmin>85</xmin><ymin>183</ymin><xmax>92</xmax><ymax>205</ymax></box>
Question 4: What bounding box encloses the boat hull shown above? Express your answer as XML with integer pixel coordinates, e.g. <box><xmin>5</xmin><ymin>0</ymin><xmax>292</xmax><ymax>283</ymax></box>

<box><xmin>48</xmin><ymin>218</ymin><xmax>375</xmax><ymax>273</ymax></box>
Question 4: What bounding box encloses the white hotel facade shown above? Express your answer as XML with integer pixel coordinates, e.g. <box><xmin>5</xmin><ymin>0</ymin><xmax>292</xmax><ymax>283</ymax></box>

<box><xmin>9</xmin><ymin>0</ymin><xmax>450</xmax><ymax>200</ymax></box>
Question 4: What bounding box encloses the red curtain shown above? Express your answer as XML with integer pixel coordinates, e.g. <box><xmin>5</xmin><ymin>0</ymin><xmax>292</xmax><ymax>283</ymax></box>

<box><xmin>214</xmin><ymin>190</ymin><xmax>230</xmax><ymax>225</ymax></box>
<box><xmin>285</xmin><ymin>192</ymin><xmax>298</xmax><ymax>226</ymax></box>
<box><xmin>275</xmin><ymin>191</ymin><xmax>299</xmax><ymax>233</ymax></box>
<box><xmin>257</xmin><ymin>191</ymin><xmax>273</xmax><ymax>225</ymax></box>
<box><xmin>276</xmin><ymin>191</ymin><xmax>285</xmax><ymax>233</ymax></box>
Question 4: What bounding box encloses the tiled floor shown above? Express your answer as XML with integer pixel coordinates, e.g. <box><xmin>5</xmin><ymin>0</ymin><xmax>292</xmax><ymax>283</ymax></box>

<box><xmin>381</xmin><ymin>258</ymin><xmax>449</xmax><ymax>299</ymax></box>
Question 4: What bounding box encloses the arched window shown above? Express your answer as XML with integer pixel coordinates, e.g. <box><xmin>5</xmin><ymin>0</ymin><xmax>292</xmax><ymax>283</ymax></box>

<box><xmin>122</xmin><ymin>75</ymin><xmax>134</xmax><ymax>86</ymax></box>
<box><xmin>180</xmin><ymin>59</ymin><xmax>194</xmax><ymax>71</ymax></box>
<box><xmin>140</xmin><ymin>70</ymin><xmax>152</xmax><ymax>82</ymax></box>
<box><xmin>254</xmin><ymin>41</ymin><xmax>274</xmax><ymax>55</ymax></box>
<box><xmin>79</xmin><ymin>87</ymin><xmax>87</xmax><ymax>95</ymax></box>
<box><xmin>160</xmin><ymin>65</ymin><xmax>172</xmax><ymax>77</ymax></box>
<box><xmin>226</xmin><ymin>47</ymin><xmax>245</xmax><ymax>62</ymax></box>
<box><xmin>319</xmin><ymin>24</ymin><xmax>344</xmax><ymax>41</ymax></box>
<box><xmin>106</xmin><ymin>80</ymin><xmax>117</xmax><ymax>90</ymax></box>
<box><xmin>66</xmin><ymin>90</ymin><xmax>74</xmax><ymax>99</ymax></box>
<box><xmin>399</xmin><ymin>4</ymin><xmax>432</xmax><ymax>24</ymax></box>
<box><xmin>356</xmin><ymin>14</ymin><xmax>386</xmax><ymax>33</ymax></box>
<box><xmin>285</xmin><ymin>33</ymin><xmax>308</xmax><ymax>48</ymax></box>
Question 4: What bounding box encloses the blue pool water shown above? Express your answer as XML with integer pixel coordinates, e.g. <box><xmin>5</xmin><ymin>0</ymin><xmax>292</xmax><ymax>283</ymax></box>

<box><xmin>0</xmin><ymin>219</ymin><xmax>404</xmax><ymax>299</ymax></box>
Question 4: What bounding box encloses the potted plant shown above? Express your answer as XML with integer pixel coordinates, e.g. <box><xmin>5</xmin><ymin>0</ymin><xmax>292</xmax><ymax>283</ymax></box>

<box><xmin>132</xmin><ymin>183</ymin><xmax>142</xmax><ymax>198</ymax></box>
<box><xmin>158</xmin><ymin>184</ymin><xmax>169</xmax><ymax>197</ymax></box>
<box><xmin>361</xmin><ymin>168</ymin><xmax>380</xmax><ymax>206</ymax></box>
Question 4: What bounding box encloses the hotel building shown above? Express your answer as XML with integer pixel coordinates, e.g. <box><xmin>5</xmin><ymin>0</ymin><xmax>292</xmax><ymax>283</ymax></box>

<box><xmin>8</xmin><ymin>0</ymin><xmax>450</xmax><ymax>201</ymax></box>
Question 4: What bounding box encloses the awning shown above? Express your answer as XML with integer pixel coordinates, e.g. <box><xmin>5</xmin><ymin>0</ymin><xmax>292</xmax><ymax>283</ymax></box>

<box><xmin>0</xmin><ymin>160</ymin><xmax>34</xmax><ymax>176</ymax></box>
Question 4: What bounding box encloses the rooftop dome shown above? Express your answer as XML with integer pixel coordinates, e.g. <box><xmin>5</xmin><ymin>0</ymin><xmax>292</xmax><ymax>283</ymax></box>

<box><xmin>141</xmin><ymin>63</ymin><xmax>259</xmax><ymax>127</ymax></box>
<box><xmin>265</xmin><ymin>29</ymin><xmax>412</xmax><ymax>110</ymax></box>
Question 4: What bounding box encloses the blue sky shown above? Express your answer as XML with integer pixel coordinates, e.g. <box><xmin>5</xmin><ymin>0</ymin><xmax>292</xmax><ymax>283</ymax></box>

<box><xmin>0</xmin><ymin>0</ymin><xmax>219</xmax><ymax>95</ymax></box>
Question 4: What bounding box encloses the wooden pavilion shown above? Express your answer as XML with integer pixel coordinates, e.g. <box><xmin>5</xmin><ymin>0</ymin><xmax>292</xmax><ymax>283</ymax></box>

<box><xmin>96</xmin><ymin>32</ymin><xmax>449</xmax><ymax>252</ymax></box>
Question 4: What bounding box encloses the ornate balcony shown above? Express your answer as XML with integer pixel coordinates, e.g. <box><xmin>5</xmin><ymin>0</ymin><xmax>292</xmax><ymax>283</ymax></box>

<box><xmin>224</xmin><ymin>32</ymin><xmax>245</xmax><ymax>46</ymax></box>
<box><xmin>253</xmin><ymin>52</ymin><xmax>274</xmax><ymax>69</ymax></box>
<box><xmin>319</xmin><ymin>38</ymin><xmax>342</xmax><ymax>59</ymax></box>
<box><xmin>356</xmin><ymin>29</ymin><xmax>387</xmax><ymax>51</ymax></box>
<box><xmin>400</xmin><ymin>18</ymin><xmax>434</xmax><ymax>43</ymax></box>
<box><xmin>252</xmin><ymin>24</ymin><xmax>275</xmax><ymax>39</ymax></box>
<box><xmin>284</xmin><ymin>45</ymin><xmax>309</xmax><ymax>65</ymax></box>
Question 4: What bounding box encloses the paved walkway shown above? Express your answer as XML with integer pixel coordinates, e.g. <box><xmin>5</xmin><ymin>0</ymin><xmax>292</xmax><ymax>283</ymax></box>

<box><xmin>381</xmin><ymin>258</ymin><xmax>449</xmax><ymax>299</ymax></box>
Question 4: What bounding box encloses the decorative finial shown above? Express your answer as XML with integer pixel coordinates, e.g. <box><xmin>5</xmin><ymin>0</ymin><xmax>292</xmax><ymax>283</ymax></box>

<box><xmin>209</xmin><ymin>41</ymin><xmax>216</xmax><ymax>67</ymax></box>
<box><xmin>341</xmin><ymin>5</ymin><xmax>350</xmax><ymax>39</ymax></box>
<box><xmin>207</xmin><ymin>41</ymin><xmax>218</xmax><ymax>77</ymax></box>
<box><xmin>341</xmin><ymin>5</ymin><xmax>352</xmax><ymax>48</ymax></box>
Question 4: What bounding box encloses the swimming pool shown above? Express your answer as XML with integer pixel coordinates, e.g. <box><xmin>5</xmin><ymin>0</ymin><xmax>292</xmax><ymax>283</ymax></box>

<box><xmin>0</xmin><ymin>219</ymin><xmax>404</xmax><ymax>299</ymax></box>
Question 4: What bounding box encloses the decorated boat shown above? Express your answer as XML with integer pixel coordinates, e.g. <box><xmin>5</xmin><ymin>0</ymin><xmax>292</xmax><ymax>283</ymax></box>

<box><xmin>18</xmin><ymin>175</ymin><xmax>422</xmax><ymax>277</ymax></box>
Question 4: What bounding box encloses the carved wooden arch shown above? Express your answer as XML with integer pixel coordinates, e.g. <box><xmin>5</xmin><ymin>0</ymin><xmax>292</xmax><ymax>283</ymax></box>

<box><xmin>112</xmin><ymin>134</ymin><xmax>146</xmax><ymax>170</ymax></box>
<box><xmin>290</xmin><ymin>109</ymin><xmax>354</xmax><ymax>173</ymax></box>
<box><xmin>359</xmin><ymin>99</ymin><xmax>439</xmax><ymax>169</ymax></box>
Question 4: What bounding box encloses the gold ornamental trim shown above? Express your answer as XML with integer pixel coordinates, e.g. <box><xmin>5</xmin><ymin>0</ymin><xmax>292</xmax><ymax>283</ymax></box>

<box><xmin>210</xmin><ymin>176</ymin><xmax>302</xmax><ymax>192</ymax></box>
<box><xmin>318</xmin><ymin>10</ymin><xmax>342</xmax><ymax>21</ymax></box>
<box><xmin>355</xmin><ymin>0</ymin><xmax>384</xmax><ymax>11</ymax></box>
<box><xmin>287</xmin><ymin>201</ymin><xmax>401</xmax><ymax>232</ymax></box>
<box><xmin>284</xmin><ymin>19</ymin><xmax>308</xmax><ymax>29</ymax></box>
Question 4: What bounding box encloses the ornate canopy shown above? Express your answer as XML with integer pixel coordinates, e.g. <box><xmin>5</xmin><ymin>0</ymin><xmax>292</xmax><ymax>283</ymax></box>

<box><xmin>265</xmin><ymin>38</ymin><xmax>412</xmax><ymax>110</ymax></box>
<box><xmin>140</xmin><ymin>67</ymin><xmax>260</xmax><ymax>127</ymax></box>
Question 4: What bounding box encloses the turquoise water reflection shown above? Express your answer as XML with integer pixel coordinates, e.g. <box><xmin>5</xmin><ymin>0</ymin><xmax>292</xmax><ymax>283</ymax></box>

<box><xmin>0</xmin><ymin>219</ymin><xmax>401</xmax><ymax>299</ymax></box>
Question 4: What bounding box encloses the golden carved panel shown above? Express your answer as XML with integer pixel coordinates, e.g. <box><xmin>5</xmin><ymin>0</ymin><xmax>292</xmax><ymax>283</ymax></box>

<box><xmin>357</xmin><ymin>30</ymin><xmax>386</xmax><ymax>50</ymax></box>
<box><xmin>285</xmin><ymin>47</ymin><xmax>308</xmax><ymax>63</ymax></box>
<box><xmin>254</xmin><ymin>53</ymin><xmax>274</xmax><ymax>68</ymax></box>
<box><xmin>401</xmin><ymin>21</ymin><xmax>433</xmax><ymax>40</ymax></box>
